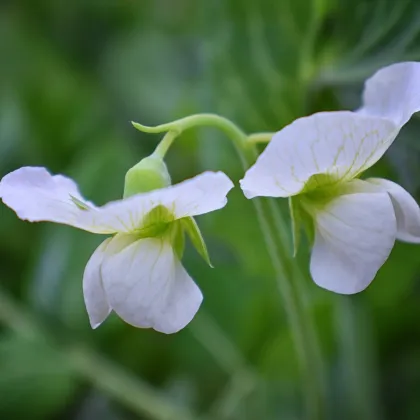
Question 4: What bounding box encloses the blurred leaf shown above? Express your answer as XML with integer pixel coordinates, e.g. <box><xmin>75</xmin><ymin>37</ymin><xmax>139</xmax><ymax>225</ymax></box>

<box><xmin>386</xmin><ymin>119</ymin><xmax>420</xmax><ymax>193</ymax></box>
<box><xmin>315</xmin><ymin>0</ymin><xmax>420</xmax><ymax>86</ymax></box>
<box><xmin>367</xmin><ymin>241</ymin><xmax>420</xmax><ymax>308</ymax></box>
<box><xmin>101</xmin><ymin>28</ymin><xmax>201</xmax><ymax>124</ymax></box>
<box><xmin>0</xmin><ymin>334</ymin><xmax>76</xmax><ymax>419</ymax></box>
<box><xmin>74</xmin><ymin>390</ymin><xmax>129</xmax><ymax>420</ymax></box>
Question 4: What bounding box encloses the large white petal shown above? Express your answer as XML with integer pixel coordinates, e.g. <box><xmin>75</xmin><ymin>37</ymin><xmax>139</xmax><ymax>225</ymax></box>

<box><xmin>101</xmin><ymin>235</ymin><xmax>203</xmax><ymax>333</ymax></box>
<box><xmin>358</xmin><ymin>62</ymin><xmax>420</xmax><ymax>127</ymax></box>
<box><xmin>367</xmin><ymin>178</ymin><xmax>420</xmax><ymax>243</ymax></box>
<box><xmin>1</xmin><ymin>168</ymin><xmax>233</xmax><ymax>236</ymax></box>
<box><xmin>240</xmin><ymin>111</ymin><xmax>397</xmax><ymax>199</ymax></box>
<box><xmin>309</xmin><ymin>189</ymin><xmax>396</xmax><ymax>294</ymax></box>
<box><xmin>0</xmin><ymin>167</ymin><xmax>106</xmax><ymax>232</ymax></box>
<box><xmin>83</xmin><ymin>238</ymin><xmax>113</xmax><ymax>328</ymax></box>
<box><xmin>80</xmin><ymin>171</ymin><xmax>233</xmax><ymax>233</ymax></box>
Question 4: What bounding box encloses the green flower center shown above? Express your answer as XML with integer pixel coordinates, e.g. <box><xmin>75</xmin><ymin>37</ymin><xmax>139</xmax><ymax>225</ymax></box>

<box><xmin>133</xmin><ymin>205</ymin><xmax>211</xmax><ymax>265</ymax></box>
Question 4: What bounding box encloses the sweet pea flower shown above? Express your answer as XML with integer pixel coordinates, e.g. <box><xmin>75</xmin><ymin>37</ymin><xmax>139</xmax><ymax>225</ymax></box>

<box><xmin>240</xmin><ymin>62</ymin><xmax>420</xmax><ymax>294</ymax></box>
<box><xmin>0</xmin><ymin>166</ymin><xmax>233</xmax><ymax>333</ymax></box>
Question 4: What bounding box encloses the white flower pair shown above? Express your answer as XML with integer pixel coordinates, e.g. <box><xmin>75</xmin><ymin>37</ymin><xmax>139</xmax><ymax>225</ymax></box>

<box><xmin>1</xmin><ymin>62</ymin><xmax>420</xmax><ymax>333</ymax></box>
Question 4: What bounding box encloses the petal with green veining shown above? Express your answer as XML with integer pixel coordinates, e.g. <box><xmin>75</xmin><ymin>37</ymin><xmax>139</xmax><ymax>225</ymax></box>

<box><xmin>78</xmin><ymin>171</ymin><xmax>234</xmax><ymax>233</ymax></box>
<box><xmin>240</xmin><ymin>111</ymin><xmax>397</xmax><ymax>199</ymax></box>
<box><xmin>0</xmin><ymin>167</ymin><xmax>234</xmax><ymax>236</ymax></box>
<box><xmin>101</xmin><ymin>236</ymin><xmax>202</xmax><ymax>334</ymax></box>
<box><xmin>308</xmin><ymin>186</ymin><xmax>396</xmax><ymax>294</ymax></box>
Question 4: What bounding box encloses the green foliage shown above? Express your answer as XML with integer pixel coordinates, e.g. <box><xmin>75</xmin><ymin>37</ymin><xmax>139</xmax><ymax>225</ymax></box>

<box><xmin>288</xmin><ymin>197</ymin><xmax>302</xmax><ymax>256</ymax></box>
<box><xmin>1</xmin><ymin>1</ymin><xmax>420</xmax><ymax>419</ymax></box>
<box><xmin>0</xmin><ymin>335</ymin><xmax>76</xmax><ymax>419</ymax></box>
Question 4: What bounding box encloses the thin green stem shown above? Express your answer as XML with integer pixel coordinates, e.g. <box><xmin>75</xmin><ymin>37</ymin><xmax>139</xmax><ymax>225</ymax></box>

<box><xmin>133</xmin><ymin>114</ymin><xmax>247</xmax><ymax>155</ymax></box>
<box><xmin>133</xmin><ymin>113</ymin><xmax>326</xmax><ymax>419</ymax></box>
<box><xmin>0</xmin><ymin>288</ymin><xmax>197</xmax><ymax>420</ymax></box>
<box><xmin>335</xmin><ymin>296</ymin><xmax>382</xmax><ymax>420</ymax></box>
<box><xmin>247</xmin><ymin>132</ymin><xmax>275</xmax><ymax>144</ymax></box>
<box><xmin>152</xmin><ymin>130</ymin><xmax>179</xmax><ymax>159</ymax></box>
<box><xmin>251</xmin><ymin>195</ymin><xmax>325</xmax><ymax>419</ymax></box>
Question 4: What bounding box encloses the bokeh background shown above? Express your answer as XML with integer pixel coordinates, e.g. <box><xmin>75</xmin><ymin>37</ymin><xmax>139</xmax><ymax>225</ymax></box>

<box><xmin>1</xmin><ymin>1</ymin><xmax>420</xmax><ymax>419</ymax></box>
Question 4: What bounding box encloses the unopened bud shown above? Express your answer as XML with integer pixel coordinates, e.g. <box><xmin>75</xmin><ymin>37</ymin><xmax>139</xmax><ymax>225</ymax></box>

<box><xmin>123</xmin><ymin>155</ymin><xmax>171</xmax><ymax>198</ymax></box>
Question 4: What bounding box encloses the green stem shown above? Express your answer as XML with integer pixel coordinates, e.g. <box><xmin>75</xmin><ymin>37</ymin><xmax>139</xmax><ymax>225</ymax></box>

<box><xmin>335</xmin><ymin>296</ymin><xmax>381</xmax><ymax>420</ymax></box>
<box><xmin>133</xmin><ymin>114</ymin><xmax>247</xmax><ymax>156</ymax></box>
<box><xmin>247</xmin><ymin>132</ymin><xmax>275</xmax><ymax>144</ymax></box>
<box><xmin>133</xmin><ymin>113</ymin><xmax>326</xmax><ymax>418</ymax></box>
<box><xmin>264</xmin><ymin>195</ymin><xmax>326</xmax><ymax>418</ymax></box>
<box><xmin>0</xmin><ymin>288</ymin><xmax>196</xmax><ymax>420</ymax></box>
<box><xmin>152</xmin><ymin>130</ymin><xmax>179</xmax><ymax>159</ymax></box>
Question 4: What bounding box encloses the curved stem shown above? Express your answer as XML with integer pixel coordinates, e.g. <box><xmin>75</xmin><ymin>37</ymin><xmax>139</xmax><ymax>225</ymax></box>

<box><xmin>247</xmin><ymin>132</ymin><xmax>275</xmax><ymax>144</ymax></box>
<box><xmin>133</xmin><ymin>114</ymin><xmax>248</xmax><ymax>153</ymax></box>
<box><xmin>152</xmin><ymin>130</ymin><xmax>179</xmax><ymax>159</ymax></box>
<box><xmin>134</xmin><ymin>114</ymin><xmax>326</xmax><ymax>418</ymax></box>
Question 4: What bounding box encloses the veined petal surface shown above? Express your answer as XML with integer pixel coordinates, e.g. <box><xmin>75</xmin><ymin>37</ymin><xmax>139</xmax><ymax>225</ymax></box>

<box><xmin>309</xmin><ymin>186</ymin><xmax>396</xmax><ymax>294</ymax></box>
<box><xmin>81</xmin><ymin>171</ymin><xmax>233</xmax><ymax>233</ymax></box>
<box><xmin>101</xmin><ymin>235</ymin><xmax>203</xmax><ymax>334</ymax></box>
<box><xmin>240</xmin><ymin>111</ymin><xmax>397</xmax><ymax>199</ymax></box>
<box><xmin>1</xmin><ymin>168</ymin><xmax>233</xmax><ymax>235</ymax></box>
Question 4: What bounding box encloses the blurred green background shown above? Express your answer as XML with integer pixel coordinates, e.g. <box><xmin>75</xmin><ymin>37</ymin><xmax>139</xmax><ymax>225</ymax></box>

<box><xmin>1</xmin><ymin>1</ymin><xmax>420</xmax><ymax>419</ymax></box>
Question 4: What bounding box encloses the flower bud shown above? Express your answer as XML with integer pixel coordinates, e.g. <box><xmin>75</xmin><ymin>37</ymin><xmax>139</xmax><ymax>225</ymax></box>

<box><xmin>123</xmin><ymin>155</ymin><xmax>171</xmax><ymax>198</ymax></box>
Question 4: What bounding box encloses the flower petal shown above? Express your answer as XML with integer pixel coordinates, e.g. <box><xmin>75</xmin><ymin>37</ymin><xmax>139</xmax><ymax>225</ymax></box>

<box><xmin>1</xmin><ymin>168</ymin><xmax>233</xmax><ymax>235</ymax></box>
<box><xmin>358</xmin><ymin>62</ymin><xmax>420</xmax><ymax>127</ymax></box>
<box><xmin>309</xmin><ymin>189</ymin><xmax>396</xmax><ymax>294</ymax></box>
<box><xmin>83</xmin><ymin>238</ymin><xmax>113</xmax><ymax>328</ymax></box>
<box><xmin>240</xmin><ymin>111</ymin><xmax>397</xmax><ymax>198</ymax></box>
<box><xmin>81</xmin><ymin>171</ymin><xmax>233</xmax><ymax>233</ymax></box>
<box><xmin>101</xmin><ymin>235</ymin><xmax>203</xmax><ymax>333</ymax></box>
<box><xmin>367</xmin><ymin>178</ymin><xmax>420</xmax><ymax>243</ymax></box>
<box><xmin>0</xmin><ymin>167</ymin><xmax>106</xmax><ymax>232</ymax></box>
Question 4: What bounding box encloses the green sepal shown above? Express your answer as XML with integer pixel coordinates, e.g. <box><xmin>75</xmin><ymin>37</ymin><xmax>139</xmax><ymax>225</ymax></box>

<box><xmin>181</xmin><ymin>217</ymin><xmax>212</xmax><ymax>267</ymax></box>
<box><xmin>298</xmin><ymin>199</ymin><xmax>315</xmax><ymax>247</ymax></box>
<box><xmin>123</xmin><ymin>155</ymin><xmax>171</xmax><ymax>198</ymax></box>
<box><xmin>135</xmin><ymin>204</ymin><xmax>174</xmax><ymax>238</ymax></box>
<box><xmin>171</xmin><ymin>221</ymin><xmax>185</xmax><ymax>260</ymax></box>
<box><xmin>299</xmin><ymin>172</ymin><xmax>339</xmax><ymax>196</ymax></box>
<box><xmin>301</xmin><ymin>210</ymin><xmax>315</xmax><ymax>247</ymax></box>
<box><xmin>130</xmin><ymin>204</ymin><xmax>185</xmax><ymax>258</ymax></box>
<box><xmin>288</xmin><ymin>197</ymin><xmax>301</xmax><ymax>257</ymax></box>
<box><xmin>70</xmin><ymin>195</ymin><xmax>90</xmax><ymax>210</ymax></box>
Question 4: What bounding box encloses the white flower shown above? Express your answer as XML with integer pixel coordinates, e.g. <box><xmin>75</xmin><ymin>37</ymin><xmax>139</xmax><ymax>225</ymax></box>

<box><xmin>0</xmin><ymin>167</ymin><xmax>234</xmax><ymax>333</ymax></box>
<box><xmin>240</xmin><ymin>62</ymin><xmax>420</xmax><ymax>294</ymax></box>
